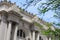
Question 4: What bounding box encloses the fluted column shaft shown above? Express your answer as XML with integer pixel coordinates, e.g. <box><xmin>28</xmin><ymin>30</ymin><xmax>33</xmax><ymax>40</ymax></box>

<box><xmin>0</xmin><ymin>20</ymin><xmax>7</xmax><ymax>40</ymax></box>
<box><xmin>13</xmin><ymin>24</ymin><xmax>18</xmax><ymax>40</ymax></box>
<box><xmin>0</xmin><ymin>14</ymin><xmax>7</xmax><ymax>40</ymax></box>
<box><xmin>32</xmin><ymin>31</ymin><xmax>35</xmax><ymax>40</ymax></box>
<box><xmin>36</xmin><ymin>33</ymin><xmax>39</xmax><ymax>40</ymax></box>
<box><xmin>49</xmin><ymin>37</ymin><xmax>51</xmax><ymax>40</ymax></box>
<box><xmin>6</xmin><ymin>21</ymin><xmax>12</xmax><ymax>40</ymax></box>
<box><xmin>29</xmin><ymin>31</ymin><xmax>32</xmax><ymax>40</ymax></box>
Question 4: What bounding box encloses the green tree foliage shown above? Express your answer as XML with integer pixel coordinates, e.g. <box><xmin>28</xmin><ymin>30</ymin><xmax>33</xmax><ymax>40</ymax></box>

<box><xmin>39</xmin><ymin>0</ymin><xmax>60</xmax><ymax>13</ymax></box>
<box><xmin>21</xmin><ymin>0</ymin><xmax>41</xmax><ymax>9</ymax></box>
<box><xmin>34</xmin><ymin>22</ymin><xmax>60</xmax><ymax>40</ymax></box>
<box><xmin>34</xmin><ymin>22</ymin><xmax>43</xmax><ymax>28</ymax></box>
<box><xmin>21</xmin><ymin>0</ymin><xmax>60</xmax><ymax>25</ymax></box>
<box><xmin>20</xmin><ymin>0</ymin><xmax>60</xmax><ymax>26</ymax></box>
<box><xmin>42</xmin><ymin>27</ymin><xmax>60</xmax><ymax>40</ymax></box>
<box><xmin>34</xmin><ymin>22</ymin><xmax>53</xmax><ymax>36</ymax></box>
<box><xmin>19</xmin><ymin>0</ymin><xmax>60</xmax><ymax>39</ymax></box>
<box><xmin>38</xmin><ymin>0</ymin><xmax>60</xmax><ymax>26</ymax></box>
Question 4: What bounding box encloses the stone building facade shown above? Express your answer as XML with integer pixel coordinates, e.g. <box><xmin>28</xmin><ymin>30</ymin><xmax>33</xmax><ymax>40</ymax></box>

<box><xmin>0</xmin><ymin>0</ymin><xmax>55</xmax><ymax>40</ymax></box>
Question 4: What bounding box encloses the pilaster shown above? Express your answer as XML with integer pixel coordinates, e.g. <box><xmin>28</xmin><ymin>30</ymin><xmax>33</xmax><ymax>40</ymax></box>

<box><xmin>6</xmin><ymin>21</ymin><xmax>12</xmax><ymax>40</ymax></box>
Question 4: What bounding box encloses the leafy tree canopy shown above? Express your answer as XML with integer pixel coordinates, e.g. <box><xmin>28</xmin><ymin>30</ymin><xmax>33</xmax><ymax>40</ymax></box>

<box><xmin>20</xmin><ymin>0</ymin><xmax>60</xmax><ymax>26</ymax></box>
<box><xmin>38</xmin><ymin>0</ymin><xmax>60</xmax><ymax>26</ymax></box>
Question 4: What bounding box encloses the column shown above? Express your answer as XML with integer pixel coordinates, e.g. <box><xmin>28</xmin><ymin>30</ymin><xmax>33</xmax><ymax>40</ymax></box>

<box><xmin>0</xmin><ymin>14</ymin><xmax>7</xmax><ymax>40</ymax></box>
<box><xmin>0</xmin><ymin>20</ymin><xmax>7</xmax><ymax>40</ymax></box>
<box><xmin>13</xmin><ymin>24</ymin><xmax>18</xmax><ymax>40</ymax></box>
<box><xmin>36</xmin><ymin>33</ymin><xmax>39</xmax><ymax>40</ymax></box>
<box><xmin>6</xmin><ymin>21</ymin><xmax>12</xmax><ymax>40</ymax></box>
<box><xmin>29</xmin><ymin>31</ymin><xmax>32</xmax><ymax>40</ymax></box>
<box><xmin>25</xmin><ymin>37</ymin><xmax>28</xmax><ymax>40</ymax></box>
<box><xmin>49</xmin><ymin>37</ymin><xmax>51</xmax><ymax>40</ymax></box>
<box><xmin>32</xmin><ymin>31</ymin><xmax>35</xmax><ymax>40</ymax></box>
<box><xmin>4</xmin><ymin>22</ymin><xmax>8</xmax><ymax>40</ymax></box>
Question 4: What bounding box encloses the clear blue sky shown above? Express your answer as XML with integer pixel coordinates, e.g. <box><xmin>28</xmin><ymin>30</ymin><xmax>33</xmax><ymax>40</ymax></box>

<box><xmin>1</xmin><ymin>0</ymin><xmax>59</xmax><ymax>27</ymax></box>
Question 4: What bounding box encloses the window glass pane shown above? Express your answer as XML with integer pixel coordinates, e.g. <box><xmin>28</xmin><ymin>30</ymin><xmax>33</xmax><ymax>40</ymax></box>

<box><xmin>17</xmin><ymin>29</ymin><xmax>25</xmax><ymax>38</ymax></box>
<box><xmin>39</xmin><ymin>36</ymin><xmax>42</xmax><ymax>40</ymax></box>
<box><xmin>20</xmin><ymin>30</ymin><xmax>23</xmax><ymax>37</ymax></box>
<box><xmin>17</xmin><ymin>30</ymin><xmax>19</xmax><ymax>36</ymax></box>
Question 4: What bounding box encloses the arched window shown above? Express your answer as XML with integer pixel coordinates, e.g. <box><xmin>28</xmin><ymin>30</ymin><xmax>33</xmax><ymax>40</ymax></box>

<box><xmin>17</xmin><ymin>29</ymin><xmax>25</xmax><ymax>38</ymax></box>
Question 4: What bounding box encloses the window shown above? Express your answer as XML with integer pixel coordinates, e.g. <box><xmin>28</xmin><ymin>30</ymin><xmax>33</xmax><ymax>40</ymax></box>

<box><xmin>20</xmin><ymin>30</ymin><xmax>23</xmax><ymax>37</ymax></box>
<box><xmin>39</xmin><ymin>36</ymin><xmax>43</xmax><ymax>40</ymax></box>
<box><xmin>17</xmin><ymin>29</ymin><xmax>25</xmax><ymax>38</ymax></box>
<box><xmin>17</xmin><ymin>30</ymin><xmax>19</xmax><ymax>36</ymax></box>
